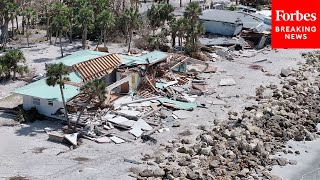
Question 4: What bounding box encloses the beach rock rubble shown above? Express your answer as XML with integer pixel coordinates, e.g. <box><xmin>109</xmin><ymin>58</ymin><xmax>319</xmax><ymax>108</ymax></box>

<box><xmin>132</xmin><ymin>51</ymin><xmax>320</xmax><ymax>179</ymax></box>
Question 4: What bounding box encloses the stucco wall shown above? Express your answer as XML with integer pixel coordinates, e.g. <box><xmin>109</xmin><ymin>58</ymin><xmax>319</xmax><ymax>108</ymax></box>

<box><xmin>203</xmin><ymin>20</ymin><xmax>243</xmax><ymax>36</ymax></box>
<box><xmin>23</xmin><ymin>95</ymin><xmax>65</xmax><ymax>118</ymax></box>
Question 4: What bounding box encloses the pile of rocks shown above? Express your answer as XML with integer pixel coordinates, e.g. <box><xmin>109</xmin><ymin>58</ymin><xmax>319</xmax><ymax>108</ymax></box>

<box><xmin>130</xmin><ymin>51</ymin><xmax>320</xmax><ymax>179</ymax></box>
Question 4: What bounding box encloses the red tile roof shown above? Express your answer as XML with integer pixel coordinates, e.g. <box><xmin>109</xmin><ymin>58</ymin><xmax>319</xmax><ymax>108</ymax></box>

<box><xmin>73</xmin><ymin>54</ymin><xmax>121</xmax><ymax>82</ymax></box>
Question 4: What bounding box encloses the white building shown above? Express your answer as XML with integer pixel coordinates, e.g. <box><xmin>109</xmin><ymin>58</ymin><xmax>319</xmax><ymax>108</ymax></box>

<box><xmin>15</xmin><ymin>50</ymin><xmax>121</xmax><ymax>118</ymax></box>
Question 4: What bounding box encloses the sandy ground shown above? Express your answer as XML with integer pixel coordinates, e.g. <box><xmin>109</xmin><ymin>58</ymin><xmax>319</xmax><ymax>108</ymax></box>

<box><xmin>0</xmin><ymin>47</ymin><xmax>315</xmax><ymax>179</ymax></box>
<box><xmin>271</xmin><ymin>139</ymin><xmax>320</xmax><ymax>180</ymax></box>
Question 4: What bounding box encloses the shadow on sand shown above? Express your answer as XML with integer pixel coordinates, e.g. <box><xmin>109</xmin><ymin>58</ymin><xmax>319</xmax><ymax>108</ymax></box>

<box><xmin>33</xmin><ymin>58</ymin><xmax>53</xmax><ymax>63</ymax></box>
<box><xmin>15</xmin><ymin>120</ymin><xmax>63</xmax><ymax>136</ymax></box>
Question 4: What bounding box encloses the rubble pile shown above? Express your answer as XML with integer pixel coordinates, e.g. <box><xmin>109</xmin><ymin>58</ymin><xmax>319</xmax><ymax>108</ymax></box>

<box><xmin>131</xmin><ymin>51</ymin><xmax>320</xmax><ymax>179</ymax></box>
<box><xmin>46</xmin><ymin>52</ymin><xmax>218</xmax><ymax>146</ymax></box>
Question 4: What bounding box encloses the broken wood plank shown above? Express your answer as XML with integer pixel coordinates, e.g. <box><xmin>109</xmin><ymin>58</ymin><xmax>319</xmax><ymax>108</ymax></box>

<box><xmin>144</xmin><ymin>126</ymin><xmax>162</xmax><ymax>136</ymax></box>
<box><xmin>146</xmin><ymin>75</ymin><xmax>159</xmax><ymax>93</ymax></box>
<box><xmin>253</xmin><ymin>58</ymin><xmax>268</xmax><ymax>63</ymax></box>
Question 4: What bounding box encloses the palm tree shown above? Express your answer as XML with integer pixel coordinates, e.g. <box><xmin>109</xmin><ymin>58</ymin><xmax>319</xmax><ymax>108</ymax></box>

<box><xmin>51</xmin><ymin>2</ymin><xmax>70</xmax><ymax>57</ymax></box>
<box><xmin>10</xmin><ymin>2</ymin><xmax>19</xmax><ymax>38</ymax></box>
<box><xmin>169</xmin><ymin>18</ymin><xmax>178</xmax><ymax>47</ymax></box>
<box><xmin>23</xmin><ymin>7</ymin><xmax>36</xmax><ymax>47</ymax></box>
<box><xmin>96</xmin><ymin>9</ymin><xmax>115</xmax><ymax>47</ymax></box>
<box><xmin>147</xmin><ymin>3</ymin><xmax>174</xmax><ymax>34</ymax></box>
<box><xmin>74</xmin><ymin>79</ymin><xmax>106</xmax><ymax>130</ymax></box>
<box><xmin>76</xmin><ymin>4</ymin><xmax>94</xmax><ymax>49</ymax></box>
<box><xmin>46</xmin><ymin>63</ymin><xmax>71</xmax><ymax>126</ymax></box>
<box><xmin>184</xmin><ymin>2</ymin><xmax>204</xmax><ymax>53</ymax></box>
<box><xmin>124</xmin><ymin>7</ymin><xmax>141</xmax><ymax>52</ymax></box>
<box><xmin>149</xmin><ymin>28</ymin><xmax>168</xmax><ymax>50</ymax></box>
<box><xmin>176</xmin><ymin>18</ymin><xmax>187</xmax><ymax>47</ymax></box>
<box><xmin>0</xmin><ymin>0</ymin><xmax>18</xmax><ymax>49</ymax></box>
<box><xmin>2</xmin><ymin>49</ymin><xmax>27</xmax><ymax>80</ymax></box>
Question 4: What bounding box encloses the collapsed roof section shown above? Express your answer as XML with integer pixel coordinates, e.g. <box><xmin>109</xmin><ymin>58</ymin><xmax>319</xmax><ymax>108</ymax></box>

<box><xmin>73</xmin><ymin>54</ymin><xmax>121</xmax><ymax>82</ymax></box>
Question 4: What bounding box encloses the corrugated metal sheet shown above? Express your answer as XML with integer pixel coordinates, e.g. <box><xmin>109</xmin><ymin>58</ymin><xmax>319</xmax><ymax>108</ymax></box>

<box><xmin>57</xmin><ymin>50</ymin><xmax>108</xmax><ymax>66</ymax></box>
<box><xmin>73</xmin><ymin>54</ymin><xmax>121</xmax><ymax>82</ymax></box>
<box><xmin>120</xmin><ymin>51</ymin><xmax>169</xmax><ymax>66</ymax></box>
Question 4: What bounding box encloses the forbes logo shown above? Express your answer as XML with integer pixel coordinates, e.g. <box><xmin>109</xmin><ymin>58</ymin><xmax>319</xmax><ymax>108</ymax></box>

<box><xmin>275</xmin><ymin>10</ymin><xmax>317</xmax><ymax>21</ymax></box>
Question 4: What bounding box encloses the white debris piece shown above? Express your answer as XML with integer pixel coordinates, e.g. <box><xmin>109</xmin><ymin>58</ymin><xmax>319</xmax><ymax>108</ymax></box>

<box><xmin>110</xmin><ymin>136</ymin><xmax>125</xmax><ymax>144</ymax></box>
<box><xmin>173</xmin><ymin>110</ymin><xmax>193</xmax><ymax>119</ymax></box>
<box><xmin>158</xmin><ymin>128</ymin><xmax>170</xmax><ymax>133</ymax></box>
<box><xmin>108</xmin><ymin>116</ymin><xmax>129</xmax><ymax>124</ymax></box>
<box><xmin>219</xmin><ymin>78</ymin><xmax>236</xmax><ymax>86</ymax></box>
<box><xmin>172</xmin><ymin>114</ymin><xmax>178</xmax><ymax>120</ymax></box>
<box><xmin>182</xmin><ymin>93</ymin><xmax>197</xmax><ymax>102</ymax></box>
<box><xmin>141</xmin><ymin>101</ymin><xmax>151</xmax><ymax>107</ymax></box>
<box><xmin>209</xmin><ymin>99</ymin><xmax>227</xmax><ymax>105</ymax></box>
<box><xmin>64</xmin><ymin>133</ymin><xmax>78</xmax><ymax>146</ymax></box>
<box><xmin>95</xmin><ymin>137</ymin><xmax>111</xmax><ymax>143</ymax></box>
<box><xmin>129</xmin><ymin>127</ymin><xmax>143</xmax><ymax>137</ymax></box>
<box><xmin>121</xmin><ymin>120</ymin><xmax>136</xmax><ymax>127</ymax></box>
<box><xmin>131</xmin><ymin>119</ymin><xmax>152</xmax><ymax>131</ymax></box>
<box><xmin>128</xmin><ymin>103</ymin><xmax>142</xmax><ymax>107</ymax></box>
<box><xmin>103</xmin><ymin>125</ymin><xmax>111</xmax><ymax>130</ymax></box>
<box><xmin>113</xmin><ymin>96</ymin><xmax>133</xmax><ymax>108</ymax></box>
<box><xmin>108</xmin><ymin>116</ymin><xmax>135</xmax><ymax>128</ymax></box>
<box><xmin>117</xmin><ymin>110</ymin><xmax>141</xmax><ymax>117</ymax></box>
<box><xmin>44</xmin><ymin>127</ymin><xmax>54</xmax><ymax>133</ymax></box>
<box><xmin>102</xmin><ymin>114</ymin><xmax>116</xmax><ymax>120</ymax></box>
<box><xmin>163</xmin><ymin>81</ymin><xmax>178</xmax><ymax>88</ymax></box>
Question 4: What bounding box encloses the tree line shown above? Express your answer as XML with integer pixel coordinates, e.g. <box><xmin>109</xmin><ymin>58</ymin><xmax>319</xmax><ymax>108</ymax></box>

<box><xmin>1</xmin><ymin>0</ymin><xmax>205</xmax><ymax>56</ymax></box>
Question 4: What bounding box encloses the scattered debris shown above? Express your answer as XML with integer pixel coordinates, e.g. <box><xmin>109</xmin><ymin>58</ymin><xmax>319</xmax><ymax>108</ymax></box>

<box><xmin>32</xmin><ymin>147</ymin><xmax>47</xmax><ymax>154</ymax></box>
<box><xmin>124</xmin><ymin>158</ymin><xmax>142</xmax><ymax>165</ymax></box>
<box><xmin>74</xmin><ymin>157</ymin><xmax>90</xmax><ymax>162</ymax></box>
<box><xmin>172</xmin><ymin>110</ymin><xmax>193</xmax><ymax>119</ymax></box>
<box><xmin>95</xmin><ymin>137</ymin><xmax>111</xmax><ymax>143</ymax></box>
<box><xmin>64</xmin><ymin>133</ymin><xmax>78</xmax><ymax>146</ymax></box>
<box><xmin>129</xmin><ymin>127</ymin><xmax>144</xmax><ymax>137</ymax></box>
<box><xmin>47</xmin><ymin>131</ymin><xmax>65</xmax><ymax>143</ymax></box>
<box><xmin>141</xmin><ymin>135</ymin><xmax>157</xmax><ymax>144</ymax></box>
<box><xmin>179</xmin><ymin>130</ymin><xmax>192</xmax><ymax>136</ymax></box>
<box><xmin>110</xmin><ymin>136</ymin><xmax>126</xmax><ymax>144</ymax></box>
<box><xmin>249</xmin><ymin>64</ymin><xmax>263</xmax><ymax>70</ymax></box>
<box><xmin>219</xmin><ymin>78</ymin><xmax>236</xmax><ymax>86</ymax></box>
<box><xmin>158</xmin><ymin>98</ymin><xmax>197</xmax><ymax>110</ymax></box>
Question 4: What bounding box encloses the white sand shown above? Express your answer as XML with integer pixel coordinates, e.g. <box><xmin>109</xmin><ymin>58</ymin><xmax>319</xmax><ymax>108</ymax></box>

<box><xmin>271</xmin><ymin>139</ymin><xmax>320</xmax><ymax>180</ymax></box>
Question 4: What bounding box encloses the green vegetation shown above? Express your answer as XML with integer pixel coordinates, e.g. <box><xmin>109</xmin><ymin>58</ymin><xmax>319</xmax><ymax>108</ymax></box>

<box><xmin>1</xmin><ymin>1</ymin><xmax>206</xmax><ymax>55</ymax></box>
<box><xmin>0</xmin><ymin>49</ymin><xmax>29</xmax><ymax>81</ymax></box>
<box><xmin>74</xmin><ymin>79</ymin><xmax>106</xmax><ymax>130</ymax></box>
<box><xmin>46</xmin><ymin>63</ymin><xmax>70</xmax><ymax>126</ymax></box>
<box><xmin>16</xmin><ymin>107</ymin><xmax>44</xmax><ymax>123</ymax></box>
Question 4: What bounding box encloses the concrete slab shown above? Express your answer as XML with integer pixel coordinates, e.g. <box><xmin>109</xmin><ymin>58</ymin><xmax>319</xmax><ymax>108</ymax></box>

<box><xmin>219</xmin><ymin>78</ymin><xmax>236</xmax><ymax>86</ymax></box>
<box><xmin>173</xmin><ymin>110</ymin><xmax>193</xmax><ymax>119</ymax></box>
<box><xmin>110</xmin><ymin>136</ymin><xmax>125</xmax><ymax>144</ymax></box>
<box><xmin>95</xmin><ymin>137</ymin><xmax>111</xmax><ymax>143</ymax></box>
<box><xmin>131</xmin><ymin>119</ymin><xmax>152</xmax><ymax>131</ymax></box>
<box><xmin>64</xmin><ymin>133</ymin><xmax>78</xmax><ymax>146</ymax></box>
<box><xmin>129</xmin><ymin>127</ymin><xmax>143</xmax><ymax>137</ymax></box>
<box><xmin>117</xmin><ymin>110</ymin><xmax>141</xmax><ymax>117</ymax></box>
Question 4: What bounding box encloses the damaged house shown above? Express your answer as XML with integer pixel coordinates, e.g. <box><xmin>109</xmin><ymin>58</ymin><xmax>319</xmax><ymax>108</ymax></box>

<box><xmin>200</xmin><ymin>9</ymin><xmax>270</xmax><ymax>36</ymax></box>
<box><xmin>200</xmin><ymin>9</ymin><xmax>271</xmax><ymax>49</ymax></box>
<box><xmin>14</xmin><ymin>50</ymin><xmax>172</xmax><ymax>119</ymax></box>
<box><xmin>14</xmin><ymin>50</ymin><xmax>121</xmax><ymax>118</ymax></box>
